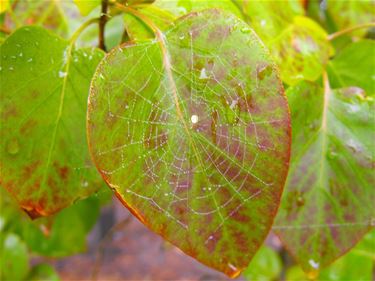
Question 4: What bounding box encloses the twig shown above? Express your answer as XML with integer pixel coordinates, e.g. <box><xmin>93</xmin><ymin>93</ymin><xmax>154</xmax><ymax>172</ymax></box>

<box><xmin>99</xmin><ymin>0</ymin><xmax>109</xmax><ymax>51</ymax></box>
<box><xmin>328</xmin><ymin>22</ymin><xmax>375</xmax><ymax>40</ymax></box>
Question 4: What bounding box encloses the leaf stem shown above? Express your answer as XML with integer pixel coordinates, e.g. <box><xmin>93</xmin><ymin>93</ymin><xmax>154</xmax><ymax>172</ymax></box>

<box><xmin>328</xmin><ymin>22</ymin><xmax>375</xmax><ymax>40</ymax></box>
<box><xmin>99</xmin><ymin>0</ymin><xmax>109</xmax><ymax>51</ymax></box>
<box><xmin>69</xmin><ymin>18</ymin><xmax>99</xmax><ymax>44</ymax></box>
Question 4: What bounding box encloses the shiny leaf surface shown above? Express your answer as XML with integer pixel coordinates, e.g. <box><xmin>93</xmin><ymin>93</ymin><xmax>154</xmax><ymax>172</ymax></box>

<box><xmin>0</xmin><ymin>27</ymin><xmax>104</xmax><ymax>217</ymax></box>
<box><xmin>88</xmin><ymin>9</ymin><xmax>291</xmax><ymax>277</ymax></box>
<box><xmin>275</xmin><ymin>81</ymin><xmax>374</xmax><ymax>275</ymax></box>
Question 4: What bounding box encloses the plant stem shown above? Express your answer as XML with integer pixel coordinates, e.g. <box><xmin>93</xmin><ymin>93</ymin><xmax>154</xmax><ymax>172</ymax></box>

<box><xmin>70</xmin><ymin>18</ymin><xmax>99</xmax><ymax>44</ymax></box>
<box><xmin>0</xmin><ymin>25</ymin><xmax>11</xmax><ymax>35</ymax></box>
<box><xmin>328</xmin><ymin>22</ymin><xmax>375</xmax><ymax>40</ymax></box>
<box><xmin>99</xmin><ymin>0</ymin><xmax>109</xmax><ymax>51</ymax></box>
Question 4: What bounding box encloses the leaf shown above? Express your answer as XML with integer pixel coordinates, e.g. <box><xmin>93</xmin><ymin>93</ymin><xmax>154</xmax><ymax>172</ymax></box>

<box><xmin>243</xmin><ymin>245</ymin><xmax>282</xmax><ymax>281</ymax></box>
<box><xmin>239</xmin><ymin>1</ymin><xmax>331</xmax><ymax>85</ymax></box>
<box><xmin>28</xmin><ymin>264</ymin><xmax>60</xmax><ymax>281</ymax></box>
<box><xmin>285</xmin><ymin>230</ymin><xmax>375</xmax><ymax>281</ymax></box>
<box><xmin>327</xmin><ymin>0</ymin><xmax>375</xmax><ymax>38</ymax></box>
<box><xmin>240</xmin><ymin>0</ymin><xmax>304</xmax><ymax>43</ymax></box>
<box><xmin>73</xmin><ymin>0</ymin><xmax>101</xmax><ymax>16</ymax></box>
<box><xmin>328</xmin><ymin>40</ymin><xmax>375</xmax><ymax>95</ymax></box>
<box><xmin>0</xmin><ymin>26</ymin><xmax>104</xmax><ymax>218</ymax></box>
<box><xmin>88</xmin><ymin>9</ymin><xmax>291</xmax><ymax>277</ymax></box>
<box><xmin>0</xmin><ymin>233</ymin><xmax>30</xmax><ymax>281</ymax></box>
<box><xmin>0</xmin><ymin>0</ymin><xmax>9</xmax><ymax>13</ymax></box>
<box><xmin>268</xmin><ymin>16</ymin><xmax>332</xmax><ymax>85</ymax></box>
<box><xmin>274</xmin><ymin>81</ymin><xmax>374</xmax><ymax>276</ymax></box>
<box><xmin>20</xmin><ymin>194</ymin><xmax>101</xmax><ymax>256</ymax></box>
<box><xmin>123</xmin><ymin>5</ymin><xmax>176</xmax><ymax>41</ymax></box>
<box><xmin>154</xmin><ymin>0</ymin><xmax>243</xmax><ymax>18</ymax></box>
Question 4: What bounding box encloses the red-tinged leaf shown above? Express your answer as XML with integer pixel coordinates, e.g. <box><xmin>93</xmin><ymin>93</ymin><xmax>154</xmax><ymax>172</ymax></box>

<box><xmin>87</xmin><ymin>9</ymin><xmax>291</xmax><ymax>277</ymax></box>
<box><xmin>274</xmin><ymin>81</ymin><xmax>374</xmax><ymax>277</ymax></box>
<box><xmin>0</xmin><ymin>27</ymin><xmax>104</xmax><ymax>218</ymax></box>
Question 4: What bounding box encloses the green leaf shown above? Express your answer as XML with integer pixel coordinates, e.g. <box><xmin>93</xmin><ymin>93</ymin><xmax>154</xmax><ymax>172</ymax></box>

<box><xmin>285</xmin><ymin>230</ymin><xmax>375</xmax><ymax>281</ymax></box>
<box><xmin>328</xmin><ymin>40</ymin><xmax>375</xmax><ymax>95</ymax></box>
<box><xmin>123</xmin><ymin>5</ymin><xmax>176</xmax><ymax>41</ymax></box>
<box><xmin>243</xmin><ymin>245</ymin><xmax>282</xmax><ymax>281</ymax></box>
<box><xmin>20</xmin><ymin>194</ymin><xmax>101</xmax><ymax>256</ymax></box>
<box><xmin>240</xmin><ymin>0</ymin><xmax>304</xmax><ymax>43</ymax></box>
<box><xmin>268</xmin><ymin>16</ymin><xmax>332</xmax><ymax>85</ymax></box>
<box><xmin>154</xmin><ymin>0</ymin><xmax>243</xmax><ymax>18</ymax></box>
<box><xmin>239</xmin><ymin>1</ymin><xmax>331</xmax><ymax>85</ymax></box>
<box><xmin>28</xmin><ymin>264</ymin><xmax>60</xmax><ymax>281</ymax></box>
<box><xmin>0</xmin><ymin>26</ymin><xmax>104</xmax><ymax>218</ymax></box>
<box><xmin>88</xmin><ymin>9</ymin><xmax>290</xmax><ymax>277</ymax></box>
<box><xmin>73</xmin><ymin>0</ymin><xmax>101</xmax><ymax>16</ymax></box>
<box><xmin>274</xmin><ymin>81</ymin><xmax>374</xmax><ymax>276</ymax></box>
<box><xmin>0</xmin><ymin>233</ymin><xmax>30</xmax><ymax>281</ymax></box>
<box><xmin>327</xmin><ymin>0</ymin><xmax>375</xmax><ymax>38</ymax></box>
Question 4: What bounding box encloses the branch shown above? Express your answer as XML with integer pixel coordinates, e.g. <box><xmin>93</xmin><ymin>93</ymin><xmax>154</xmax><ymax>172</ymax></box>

<box><xmin>99</xmin><ymin>0</ymin><xmax>109</xmax><ymax>51</ymax></box>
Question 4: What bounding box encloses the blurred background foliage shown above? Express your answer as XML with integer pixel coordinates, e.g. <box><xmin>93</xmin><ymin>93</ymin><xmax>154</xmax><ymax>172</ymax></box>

<box><xmin>0</xmin><ymin>0</ymin><xmax>374</xmax><ymax>280</ymax></box>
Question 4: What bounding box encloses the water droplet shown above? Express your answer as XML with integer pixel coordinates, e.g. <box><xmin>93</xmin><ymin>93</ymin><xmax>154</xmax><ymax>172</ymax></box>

<box><xmin>11</xmin><ymin>55</ymin><xmax>16</xmax><ymax>59</ymax></box>
<box><xmin>35</xmin><ymin>42</ymin><xmax>39</xmax><ymax>46</ymax></box>
<box><xmin>7</xmin><ymin>138</ymin><xmax>20</xmax><ymax>155</ymax></box>
<box><xmin>27</xmin><ymin>58</ymin><xmax>33</xmax><ymax>63</ymax></box>
<box><xmin>59</xmin><ymin>71</ymin><xmax>67</xmax><ymax>78</ymax></box>
<box><xmin>260</xmin><ymin>19</ymin><xmax>266</xmax><ymax>26</ymax></box>
<box><xmin>199</xmin><ymin>67</ymin><xmax>208</xmax><ymax>80</ymax></box>
<box><xmin>240</xmin><ymin>26</ymin><xmax>251</xmax><ymax>33</ymax></box>
<box><xmin>164</xmin><ymin>193</ymin><xmax>169</xmax><ymax>196</ymax></box>
<box><xmin>81</xmin><ymin>181</ymin><xmax>89</xmax><ymax>187</ymax></box>
<box><xmin>9</xmin><ymin>66</ymin><xmax>14</xmax><ymax>71</ymax></box>
<box><xmin>309</xmin><ymin>259</ymin><xmax>320</xmax><ymax>269</ymax></box>
<box><xmin>208</xmin><ymin>235</ymin><xmax>213</xmax><ymax>240</ymax></box>
<box><xmin>19</xmin><ymin>52</ymin><xmax>23</xmax><ymax>57</ymax></box>
<box><xmin>191</xmin><ymin>114</ymin><xmax>199</xmax><ymax>124</ymax></box>
<box><xmin>179</xmin><ymin>34</ymin><xmax>185</xmax><ymax>40</ymax></box>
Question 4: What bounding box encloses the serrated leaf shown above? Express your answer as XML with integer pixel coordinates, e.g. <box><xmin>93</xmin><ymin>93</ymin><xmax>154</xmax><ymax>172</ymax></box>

<box><xmin>328</xmin><ymin>40</ymin><xmax>375</xmax><ymax>95</ymax></box>
<box><xmin>0</xmin><ymin>26</ymin><xmax>104</xmax><ymax>218</ymax></box>
<box><xmin>274</xmin><ymin>81</ymin><xmax>374</xmax><ymax>275</ymax></box>
<box><xmin>88</xmin><ymin>9</ymin><xmax>290</xmax><ymax>276</ymax></box>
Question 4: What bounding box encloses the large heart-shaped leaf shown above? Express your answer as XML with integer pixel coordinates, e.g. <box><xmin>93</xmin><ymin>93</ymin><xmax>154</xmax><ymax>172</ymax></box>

<box><xmin>274</xmin><ymin>81</ymin><xmax>374</xmax><ymax>276</ymax></box>
<box><xmin>0</xmin><ymin>26</ymin><xmax>104</xmax><ymax>218</ymax></box>
<box><xmin>88</xmin><ymin>9</ymin><xmax>291</xmax><ymax>276</ymax></box>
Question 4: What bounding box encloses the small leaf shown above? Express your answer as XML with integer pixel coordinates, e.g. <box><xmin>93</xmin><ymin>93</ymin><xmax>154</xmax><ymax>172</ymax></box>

<box><xmin>274</xmin><ymin>81</ymin><xmax>374</xmax><ymax>275</ymax></box>
<box><xmin>328</xmin><ymin>40</ymin><xmax>375</xmax><ymax>95</ymax></box>
<box><xmin>88</xmin><ymin>9</ymin><xmax>291</xmax><ymax>277</ymax></box>
<box><xmin>0</xmin><ymin>27</ymin><xmax>104</xmax><ymax>217</ymax></box>
<box><xmin>0</xmin><ymin>233</ymin><xmax>30</xmax><ymax>281</ymax></box>
<box><xmin>268</xmin><ymin>16</ymin><xmax>332</xmax><ymax>85</ymax></box>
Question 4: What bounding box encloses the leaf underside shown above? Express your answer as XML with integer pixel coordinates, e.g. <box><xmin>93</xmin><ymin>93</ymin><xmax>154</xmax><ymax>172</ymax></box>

<box><xmin>274</xmin><ymin>82</ymin><xmax>375</xmax><ymax>275</ymax></box>
<box><xmin>0</xmin><ymin>26</ymin><xmax>104</xmax><ymax>218</ymax></box>
<box><xmin>88</xmin><ymin>9</ymin><xmax>291</xmax><ymax>276</ymax></box>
